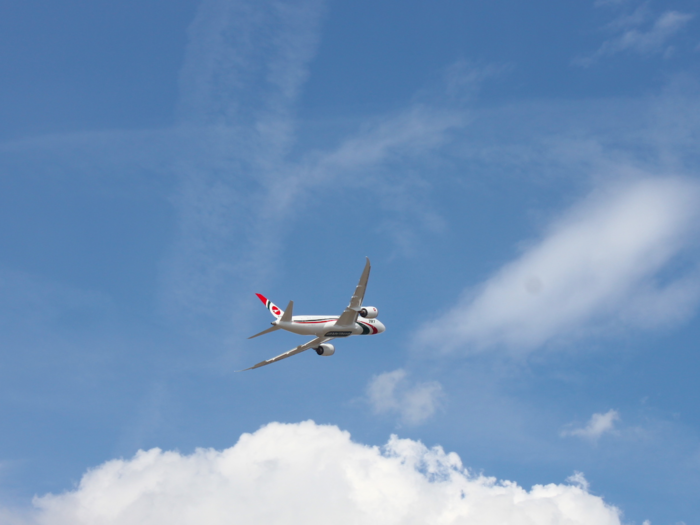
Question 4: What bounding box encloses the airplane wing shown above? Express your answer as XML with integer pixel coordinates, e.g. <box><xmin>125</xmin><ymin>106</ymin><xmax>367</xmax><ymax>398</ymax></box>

<box><xmin>334</xmin><ymin>257</ymin><xmax>371</xmax><ymax>326</ymax></box>
<box><xmin>240</xmin><ymin>335</ymin><xmax>335</xmax><ymax>371</ymax></box>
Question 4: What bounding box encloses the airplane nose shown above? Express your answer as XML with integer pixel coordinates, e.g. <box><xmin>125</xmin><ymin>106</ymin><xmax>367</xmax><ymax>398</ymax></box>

<box><xmin>377</xmin><ymin>320</ymin><xmax>386</xmax><ymax>333</ymax></box>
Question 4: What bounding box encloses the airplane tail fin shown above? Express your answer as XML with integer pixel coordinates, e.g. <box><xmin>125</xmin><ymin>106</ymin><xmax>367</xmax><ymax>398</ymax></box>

<box><xmin>255</xmin><ymin>293</ymin><xmax>284</xmax><ymax>319</ymax></box>
<box><xmin>280</xmin><ymin>300</ymin><xmax>293</xmax><ymax>323</ymax></box>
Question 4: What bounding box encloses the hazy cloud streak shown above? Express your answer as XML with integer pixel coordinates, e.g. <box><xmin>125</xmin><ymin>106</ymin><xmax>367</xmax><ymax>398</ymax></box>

<box><xmin>0</xmin><ymin>0</ymin><xmax>472</xmax><ymax>344</ymax></box>
<box><xmin>366</xmin><ymin>369</ymin><xmax>444</xmax><ymax>425</ymax></box>
<box><xmin>561</xmin><ymin>410</ymin><xmax>621</xmax><ymax>441</ymax></box>
<box><xmin>161</xmin><ymin>0</ymin><xmax>470</xmax><ymax>333</ymax></box>
<box><xmin>416</xmin><ymin>177</ymin><xmax>700</xmax><ymax>354</ymax></box>
<box><xmin>576</xmin><ymin>8</ymin><xmax>694</xmax><ymax>66</ymax></box>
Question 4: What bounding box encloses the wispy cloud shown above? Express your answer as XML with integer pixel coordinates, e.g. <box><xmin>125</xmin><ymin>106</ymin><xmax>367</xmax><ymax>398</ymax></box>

<box><xmin>576</xmin><ymin>4</ymin><xmax>694</xmax><ymax>66</ymax></box>
<box><xmin>594</xmin><ymin>0</ymin><xmax>628</xmax><ymax>6</ymax></box>
<box><xmin>160</xmin><ymin>0</ymin><xmax>327</xmax><ymax>329</ymax></box>
<box><xmin>561</xmin><ymin>410</ymin><xmax>620</xmax><ymax>441</ymax></box>
<box><xmin>366</xmin><ymin>369</ymin><xmax>444</xmax><ymax>425</ymax></box>
<box><xmin>415</xmin><ymin>176</ymin><xmax>700</xmax><ymax>354</ymax></box>
<box><xmin>566</xmin><ymin>471</ymin><xmax>591</xmax><ymax>491</ymax></box>
<box><xmin>177</xmin><ymin>0</ymin><xmax>324</xmax><ymax>137</ymax></box>
<box><xmin>155</xmin><ymin>0</ymin><xmax>481</xmax><ymax>335</ymax></box>
<box><xmin>13</xmin><ymin>421</ymin><xmax>622</xmax><ymax>525</ymax></box>
<box><xmin>0</xmin><ymin>0</ymin><xmax>477</xmax><ymax>357</ymax></box>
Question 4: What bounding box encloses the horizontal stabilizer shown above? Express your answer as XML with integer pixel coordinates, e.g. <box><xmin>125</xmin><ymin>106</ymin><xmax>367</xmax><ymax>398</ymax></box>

<box><xmin>248</xmin><ymin>325</ymin><xmax>281</xmax><ymax>339</ymax></box>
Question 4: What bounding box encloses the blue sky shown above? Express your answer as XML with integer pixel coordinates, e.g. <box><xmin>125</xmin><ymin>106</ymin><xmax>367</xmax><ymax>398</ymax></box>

<box><xmin>1</xmin><ymin>1</ymin><xmax>699</xmax><ymax>523</ymax></box>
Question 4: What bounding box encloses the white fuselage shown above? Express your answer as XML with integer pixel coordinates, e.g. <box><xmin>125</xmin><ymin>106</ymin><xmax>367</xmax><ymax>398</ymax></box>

<box><xmin>276</xmin><ymin>316</ymin><xmax>386</xmax><ymax>338</ymax></box>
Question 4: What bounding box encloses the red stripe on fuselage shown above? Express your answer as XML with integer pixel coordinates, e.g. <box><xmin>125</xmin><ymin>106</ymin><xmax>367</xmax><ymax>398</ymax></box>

<box><xmin>358</xmin><ymin>321</ymin><xmax>378</xmax><ymax>334</ymax></box>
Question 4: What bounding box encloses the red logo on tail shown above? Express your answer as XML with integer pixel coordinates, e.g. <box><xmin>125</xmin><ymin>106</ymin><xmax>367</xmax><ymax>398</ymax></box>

<box><xmin>272</xmin><ymin>306</ymin><xmax>281</xmax><ymax>316</ymax></box>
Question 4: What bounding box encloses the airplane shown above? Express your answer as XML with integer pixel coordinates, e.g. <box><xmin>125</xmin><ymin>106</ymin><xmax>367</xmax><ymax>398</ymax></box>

<box><xmin>241</xmin><ymin>257</ymin><xmax>385</xmax><ymax>370</ymax></box>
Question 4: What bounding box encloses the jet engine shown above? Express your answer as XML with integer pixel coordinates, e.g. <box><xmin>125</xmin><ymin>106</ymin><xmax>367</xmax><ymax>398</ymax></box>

<box><xmin>359</xmin><ymin>306</ymin><xmax>378</xmax><ymax>319</ymax></box>
<box><xmin>315</xmin><ymin>344</ymin><xmax>335</xmax><ymax>356</ymax></box>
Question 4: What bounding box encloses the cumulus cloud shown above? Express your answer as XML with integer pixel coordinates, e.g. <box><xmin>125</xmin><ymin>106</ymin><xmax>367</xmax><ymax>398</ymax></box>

<box><xmin>9</xmin><ymin>421</ymin><xmax>621</xmax><ymax>525</ymax></box>
<box><xmin>561</xmin><ymin>410</ymin><xmax>621</xmax><ymax>441</ymax></box>
<box><xmin>415</xmin><ymin>177</ymin><xmax>700</xmax><ymax>354</ymax></box>
<box><xmin>576</xmin><ymin>7</ymin><xmax>694</xmax><ymax>65</ymax></box>
<box><xmin>366</xmin><ymin>369</ymin><xmax>444</xmax><ymax>425</ymax></box>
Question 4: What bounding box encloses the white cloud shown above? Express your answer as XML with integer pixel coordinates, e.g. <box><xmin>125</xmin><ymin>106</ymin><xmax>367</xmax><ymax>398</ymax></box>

<box><xmin>8</xmin><ymin>421</ymin><xmax>622</xmax><ymax>525</ymax></box>
<box><xmin>366</xmin><ymin>369</ymin><xmax>444</xmax><ymax>425</ymax></box>
<box><xmin>561</xmin><ymin>410</ymin><xmax>621</xmax><ymax>441</ymax></box>
<box><xmin>415</xmin><ymin>177</ymin><xmax>700</xmax><ymax>354</ymax></box>
<box><xmin>576</xmin><ymin>8</ymin><xmax>694</xmax><ymax>65</ymax></box>
<box><xmin>566</xmin><ymin>471</ymin><xmax>591</xmax><ymax>491</ymax></box>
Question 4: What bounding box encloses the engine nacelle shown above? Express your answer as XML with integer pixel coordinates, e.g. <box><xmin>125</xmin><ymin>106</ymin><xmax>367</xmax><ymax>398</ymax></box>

<box><xmin>359</xmin><ymin>306</ymin><xmax>378</xmax><ymax>319</ymax></box>
<box><xmin>315</xmin><ymin>344</ymin><xmax>335</xmax><ymax>356</ymax></box>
